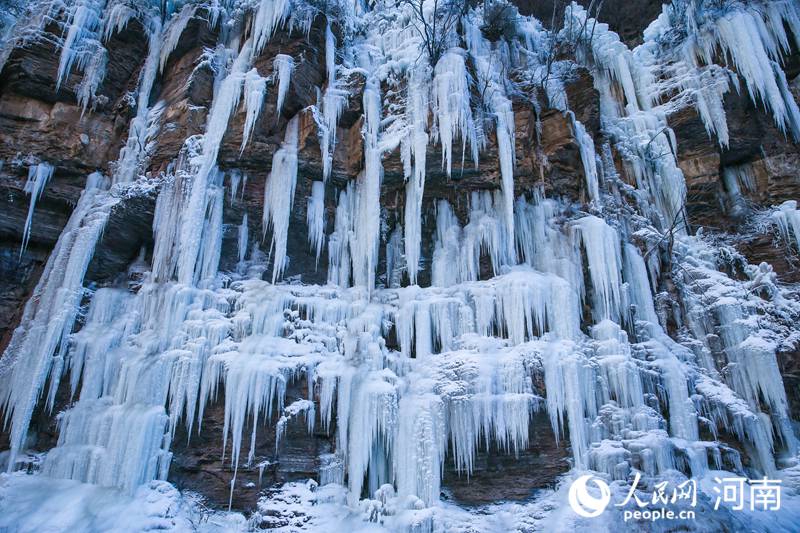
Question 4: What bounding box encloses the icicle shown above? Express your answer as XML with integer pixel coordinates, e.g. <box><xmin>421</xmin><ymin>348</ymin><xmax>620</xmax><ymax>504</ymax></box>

<box><xmin>238</xmin><ymin>213</ymin><xmax>249</xmax><ymax>265</ymax></box>
<box><xmin>276</xmin><ymin>399</ymin><xmax>315</xmax><ymax>451</ymax></box>
<box><xmin>306</xmin><ymin>181</ymin><xmax>326</xmax><ymax>266</ymax></box>
<box><xmin>113</xmin><ymin>17</ymin><xmax>164</xmax><ymax>185</ymax></box>
<box><xmin>395</xmin><ymin>394</ymin><xmax>443</xmax><ymax>506</ymax></box>
<box><xmin>273</xmin><ymin>54</ymin><xmax>294</xmax><ymax>116</ymax></box>
<box><xmin>570</xmin><ymin>114</ymin><xmax>599</xmax><ymax>202</ymax></box>
<box><xmin>229</xmin><ymin>169</ymin><xmax>243</xmax><ymax>204</ymax></box>
<box><xmin>158</xmin><ymin>4</ymin><xmax>197</xmax><ymax>73</ymax></box>
<box><xmin>325</xmin><ymin>21</ymin><xmax>336</xmax><ymax>86</ymax></box>
<box><xmin>196</xmin><ymin>170</ymin><xmax>226</xmax><ymax>283</ymax></box>
<box><xmin>1</xmin><ymin>174</ymin><xmax>114</xmax><ymax>472</ymax></box>
<box><xmin>352</xmin><ymin>79</ymin><xmax>383</xmax><ymax>291</ymax></box>
<box><xmin>177</xmin><ymin>39</ymin><xmax>252</xmax><ymax>285</ymax></box>
<box><xmin>241</xmin><ymin>68</ymin><xmax>267</xmax><ymax>152</ymax></box>
<box><xmin>263</xmin><ymin>114</ymin><xmax>300</xmax><ymax>283</ymax></box>
<box><xmin>20</xmin><ymin>162</ymin><xmax>55</xmax><ymax>256</ymax></box>
<box><xmin>327</xmin><ymin>183</ymin><xmax>355</xmax><ymax>287</ymax></box>
<box><xmin>320</xmin><ymin>87</ymin><xmax>347</xmax><ymax>183</ymax></box>
<box><xmin>76</xmin><ymin>43</ymin><xmax>107</xmax><ymax>115</ymax></box>
<box><xmin>464</xmin><ymin>17</ymin><xmax>516</xmax><ymax>259</ymax></box>
<box><xmin>433</xmin><ymin>49</ymin><xmax>478</xmax><ymax>175</ymax></box>
<box><xmin>572</xmin><ymin>216</ymin><xmax>623</xmax><ymax>323</ymax></box>
<box><xmin>567</xmin><ymin>4</ymin><xmax>688</xmax><ymax>230</ymax></box>
<box><xmin>707</xmin><ymin>10</ymin><xmax>800</xmax><ymax>140</ymax></box>
<box><xmin>385</xmin><ymin>225</ymin><xmax>404</xmax><ymax>289</ymax></box>
<box><xmin>543</xmin><ymin>341</ymin><xmax>597</xmax><ymax>470</ymax></box>
<box><xmin>431</xmin><ymin>200</ymin><xmax>461</xmax><ymax>288</ymax></box>
<box><xmin>317</xmin><ymin>23</ymin><xmax>347</xmax><ymax>183</ymax></box>
<box><xmin>403</xmin><ymin>68</ymin><xmax>429</xmax><ymax>286</ymax></box>
<box><xmin>722</xmin><ymin>164</ymin><xmax>756</xmax><ymax>215</ymax></box>
<box><xmin>251</xmin><ymin>0</ymin><xmax>290</xmax><ymax>57</ymax></box>
<box><xmin>773</xmin><ymin>200</ymin><xmax>800</xmax><ymax>250</ymax></box>
<box><xmin>56</xmin><ymin>0</ymin><xmax>105</xmax><ymax>91</ymax></box>
<box><xmin>622</xmin><ymin>243</ymin><xmax>658</xmax><ymax>325</ymax></box>
<box><xmin>101</xmin><ymin>2</ymin><xmax>135</xmax><ymax>41</ymax></box>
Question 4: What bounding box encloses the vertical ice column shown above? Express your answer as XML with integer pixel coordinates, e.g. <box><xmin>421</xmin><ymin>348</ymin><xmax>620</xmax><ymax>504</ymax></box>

<box><xmin>572</xmin><ymin>216</ymin><xmax>624</xmax><ymax>323</ymax></box>
<box><xmin>306</xmin><ymin>181</ymin><xmax>326</xmax><ymax>266</ymax></box>
<box><xmin>721</xmin><ymin>164</ymin><xmax>755</xmax><ymax>215</ymax></box>
<box><xmin>327</xmin><ymin>183</ymin><xmax>355</xmax><ymax>287</ymax></box>
<box><xmin>433</xmin><ymin>49</ymin><xmax>479</xmax><ymax>176</ymax></box>
<box><xmin>345</xmin><ymin>374</ymin><xmax>398</xmax><ymax>505</ymax></box>
<box><xmin>20</xmin><ymin>162</ymin><xmax>55</xmax><ymax>255</ymax></box>
<box><xmin>431</xmin><ymin>200</ymin><xmax>461</xmax><ymax>287</ymax></box>
<box><xmin>385</xmin><ymin>225</ymin><xmax>404</xmax><ymax>289</ymax></box>
<box><xmin>241</xmin><ymin>68</ymin><xmax>267</xmax><ymax>152</ymax></box>
<box><xmin>196</xmin><ymin>169</ymin><xmax>226</xmax><ymax>283</ymax></box>
<box><xmin>113</xmin><ymin>16</ymin><xmax>163</xmax><ymax>185</ymax></box>
<box><xmin>263</xmin><ymin>114</ymin><xmax>300</xmax><ymax>282</ymax></box>
<box><xmin>403</xmin><ymin>69</ymin><xmax>429</xmax><ymax>286</ymax></box>
<box><xmin>273</xmin><ymin>54</ymin><xmax>294</xmax><ymax>116</ymax></box>
<box><xmin>1</xmin><ymin>174</ymin><xmax>115</xmax><ymax>472</ymax></box>
<box><xmin>494</xmin><ymin>98</ymin><xmax>517</xmax><ymax>261</ymax></box>
<box><xmin>570</xmin><ymin>113</ymin><xmax>600</xmax><ymax>202</ymax></box>
<box><xmin>394</xmin><ymin>394</ymin><xmax>445</xmax><ymax>506</ymax></box>
<box><xmin>251</xmin><ymin>0</ymin><xmax>290</xmax><ymax>57</ymax></box>
<box><xmin>622</xmin><ymin>243</ymin><xmax>659</xmax><ymax>325</ymax></box>
<box><xmin>238</xmin><ymin>213</ymin><xmax>249</xmax><ymax>265</ymax></box>
<box><xmin>177</xmin><ymin>39</ymin><xmax>252</xmax><ymax>285</ymax></box>
<box><xmin>352</xmin><ymin>79</ymin><xmax>383</xmax><ymax>290</ymax></box>
<box><xmin>320</xmin><ymin>23</ymin><xmax>347</xmax><ymax>183</ymax></box>
<box><xmin>56</xmin><ymin>0</ymin><xmax>106</xmax><ymax>91</ymax></box>
<box><xmin>464</xmin><ymin>17</ymin><xmax>516</xmax><ymax>259</ymax></box>
<box><xmin>543</xmin><ymin>341</ymin><xmax>598</xmax><ymax>470</ymax></box>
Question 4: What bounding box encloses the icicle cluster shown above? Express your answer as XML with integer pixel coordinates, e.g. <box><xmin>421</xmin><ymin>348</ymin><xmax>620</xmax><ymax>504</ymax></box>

<box><xmin>1</xmin><ymin>1</ymin><xmax>800</xmax><ymax>530</ymax></box>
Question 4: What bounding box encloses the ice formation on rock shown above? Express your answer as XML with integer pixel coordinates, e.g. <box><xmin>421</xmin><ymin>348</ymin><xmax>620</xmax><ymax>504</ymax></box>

<box><xmin>273</xmin><ymin>53</ymin><xmax>294</xmax><ymax>116</ymax></box>
<box><xmin>263</xmin><ymin>113</ymin><xmax>300</xmax><ymax>282</ymax></box>
<box><xmin>20</xmin><ymin>162</ymin><xmax>55</xmax><ymax>255</ymax></box>
<box><xmin>2</xmin><ymin>1</ymin><xmax>800</xmax><ymax>531</ymax></box>
<box><xmin>307</xmin><ymin>180</ymin><xmax>326</xmax><ymax>265</ymax></box>
<box><xmin>241</xmin><ymin>68</ymin><xmax>267</xmax><ymax>152</ymax></box>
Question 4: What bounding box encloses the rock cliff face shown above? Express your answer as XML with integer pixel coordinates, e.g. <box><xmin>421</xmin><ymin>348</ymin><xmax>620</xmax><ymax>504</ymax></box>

<box><xmin>1</xmin><ymin>0</ymin><xmax>800</xmax><ymax>529</ymax></box>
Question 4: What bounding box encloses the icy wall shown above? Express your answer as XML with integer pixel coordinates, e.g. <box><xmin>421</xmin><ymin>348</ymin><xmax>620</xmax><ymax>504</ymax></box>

<box><xmin>1</xmin><ymin>0</ymin><xmax>800</xmax><ymax>531</ymax></box>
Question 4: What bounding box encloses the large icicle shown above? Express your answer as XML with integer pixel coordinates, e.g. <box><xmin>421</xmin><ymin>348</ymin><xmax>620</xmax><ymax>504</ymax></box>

<box><xmin>20</xmin><ymin>162</ymin><xmax>55</xmax><ymax>256</ymax></box>
<box><xmin>572</xmin><ymin>216</ymin><xmax>624</xmax><ymax>323</ymax></box>
<box><xmin>351</xmin><ymin>79</ymin><xmax>383</xmax><ymax>291</ymax></box>
<box><xmin>251</xmin><ymin>0</ymin><xmax>290</xmax><ymax>57</ymax></box>
<box><xmin>465</xmin><ymin>15</ymin><xmax>516</xmax><ymax>259</ymax></box>
<box><xmin>113</xmin><ymin>16</ymin><xmax>163</xmax><ymax>185</ymax></box>
<box><xmin>403</xmin><ymin>68</ymin><xmax>429</xmax><ymax>286</ymax></box>
<box><xmin>55</xmin><ymin>0</ymin><xmax>105</xmax><ymax>91</ymax></box>
<box><xmin>306</xmin><ymin>181</ymin><xmax>326</xmax><ymax>265</ymax></box>
<box><xmin>263</xmin><ymin>114</ymin><xmax>300</xmax><ymax>283</ymax></box>
<box><xmin>319</xmin><ymin>23</ymin><xmax>347</xmax><ymax>183</ymax></box>
<box><xmin>0</xmin><ymin>174</ymin><xmax>115</xmax><ymax>472</ymax></box>
<box><xmin>433</xmin><ymin>49</ymin><xmax>478</xmax><ymax>175</ymax></box>
<box><xmin>176</xmin><ymin>39</ymin><xmax>252</xmax><ymax>285</ymax></box>
<box><xmin>240</xmin><ymin>68</ymin><xmax>267</xmax><ymax>152</ymax></box>
<box><xmin>273</xmin><ymin>54</ymin><xmax>294</xmax><ymax>116</ymax></box>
